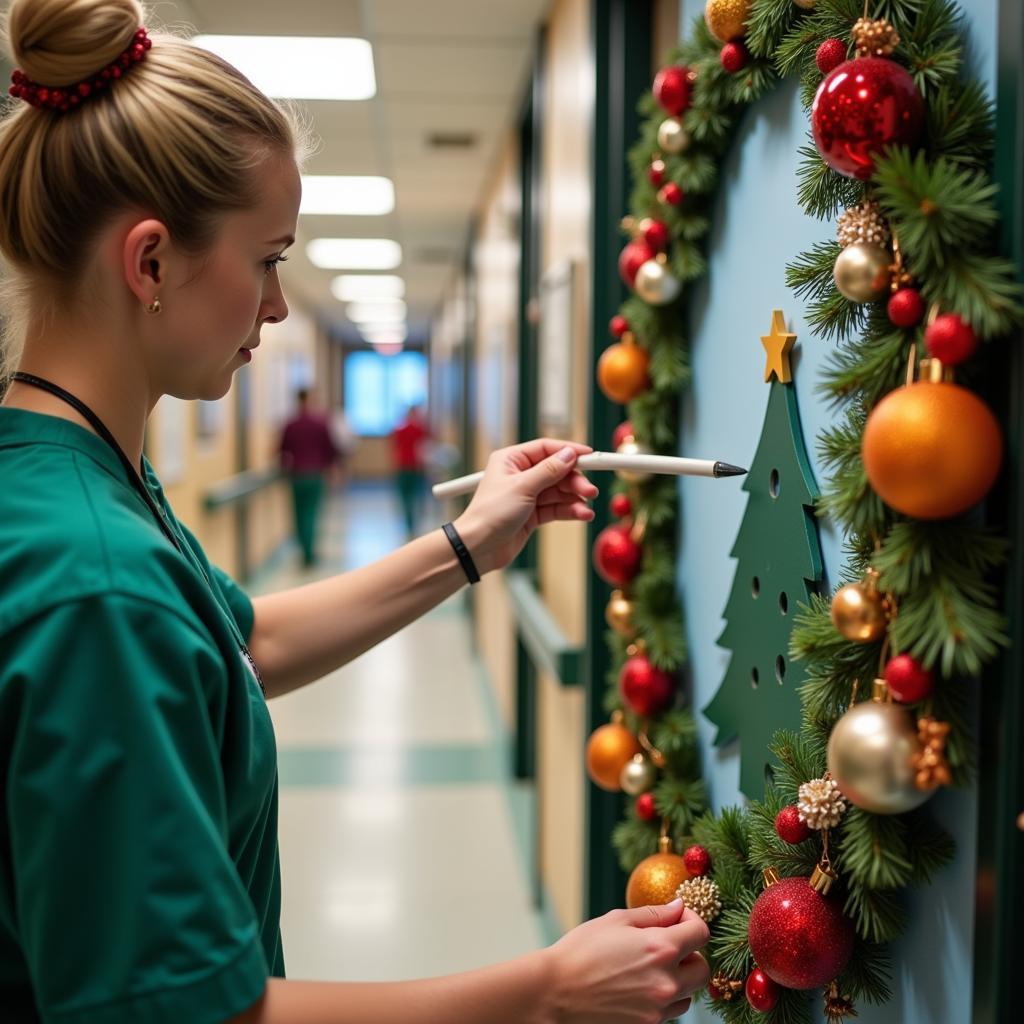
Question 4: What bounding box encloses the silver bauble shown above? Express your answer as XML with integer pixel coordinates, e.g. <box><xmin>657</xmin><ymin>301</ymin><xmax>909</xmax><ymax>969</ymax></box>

<box><xmin>657</xmin><ymin>117</ymin><xmax>690</xmax><ymax>155</ymax></box>
<box><xmin>615</xmin><ymin>438</ymin><xmax>654</xmax><ymax>484</ymax></box>
<box><xmin>634</xmin><ymin>258</ymin><xmax>682</xmax><ymax>306</ymax></box>
<box><xmin>827</xmin><ymin>700</ymin><xmax>932</xmax><ymax>814</ymax></box>
<box><xmin>620</xmin><ymin>753</ymin><xmax>657</xmax><ymax>796</ymax></box>
<box><xmin>833</xmin><ymin>242</ymin><xmax>891</xmax><ymax>302</ymax></box>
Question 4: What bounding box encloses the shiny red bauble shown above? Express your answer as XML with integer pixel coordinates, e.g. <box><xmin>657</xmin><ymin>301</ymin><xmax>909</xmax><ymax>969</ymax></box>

<box><xmin>612</xmin><ymin>420</ymin><xmax>635</xmax><ymax>449</ymax></box>
<box><xmin>653</xmin><ymin>65</ymin><xmax>692</xmax><ymax>116</ymax></box>
<box><xmin>721</xmin><ymin>41</ymin><xmax>749</xmax><ymax>74</ymax></box>
<box><xmin>887</xmin><ymin>287</ymin><xmax>925</xmax><ymax>328</ymax></box>
<box><xmin>618</xmin><ymin>240</ymin><xmax>655</xmax><ymax>288</ymax></box>
<box><xmin>657</xmin><ymin>181</ymin><xmax>684</xmax><ymax>206</ymax></box>
<box><xmin>609</xmin><ymin>314</ymin><xmax>630</xmax><ymax>338</ymax></box>
<box><xmin>884</xmin><ymin>653</ymin><xmax>935</xmax><ymax>703</ymax></box>
<box><xmin>811</xmin><ymin>57</ymin><xmax>925</xmax><ymax>179</ymax></box>
<box><xmin>816</xmin><ymin>38</ymin><xmax>847</xmax><ymax>75</ymax></box>
<box><xmin>925</xmin><ymin>313</ymin><xmax>977</xmax><ymax>366</ymax></box>
<box><xmin>619</xmin><ymin>654</ymin><xmax>675</xmax><ymax>717</ymax></box>
<box><xmin>748</xmin><ymin>877</ymin><xmax>855</xmax><ymax>989</ymax></box>
<box><xmin>641</xmin><ymin>217</ymin><xmax>671</xmax><ymax>251</ymax></box>
<box><xmin>774</xmin><ymin>805</ymin><xmax>811</xmax><ymax>845</ymax></box>
<box><xmin>683</xmin><ymin>845</ymin><xmax>711</xmax><ymax>877</ymax></box>
<box><xmin>649</xmin><ymin>158</ymin><xmax>666</xmax><ymax>187</ymax></box>
<box><xmin>592</xmin><ymin>525</ymin><xmax>642</xmax><ymax>587</ymax></box>
<box><xmin>635</xmin><ymin>792</ymin><xmax>657</xmax><ymax>821</ymax></box>
<box><xmin>745</xmin><ymin>968</ymin><xmax>780</xmax><ymax>1013</ymax></box>
<box><xmin>609</xmin><ymin>493</ymin><xmax>632</xmax><ymax>519</ymax></box>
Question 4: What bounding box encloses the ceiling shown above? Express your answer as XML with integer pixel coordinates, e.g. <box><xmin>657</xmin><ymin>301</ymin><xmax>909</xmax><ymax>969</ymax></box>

<box><xmin>168</xmin><ymin>0</ymin><xmax>551</xmax><ymax>345</ymax></box>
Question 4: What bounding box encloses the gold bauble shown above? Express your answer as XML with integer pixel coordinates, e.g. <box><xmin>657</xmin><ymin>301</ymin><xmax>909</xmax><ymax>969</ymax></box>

<box><xmin>615</xmin><ymin>438</ymin><xmax>654</xmax><ymax>484</ymax></box>
<box><xmin>634</xmin><ymin>258</ymin><xmax>682</xmax><ymax>306</ymax></box>
<box><xmin>620</xmin><ymin>753</ymin><xmax>657</xmax><ymax>796</ymax></box>
<box><xmin>792</xmin><ymin>0</ymin><xmax>816</xmax><ymax>9</ymax></box>
<box><xmin>657</xmin><ymin>117</ymin><xmax>690</xmax><ymax>155</ymax></box>
<box><xmin>827</xmin><ymin>697</ymin><xmax>932</xmax><ymax>814</ymax></box>
<box><xmin>597</xmin><ymin>342</ymin><xmax>650</xmax><ymax>404</ymax></box>
<box><xmin>704</xmin><ymin>0</ymin><xmax>751</xmax><ymax>42</ymax></box>
<box><xmin>830</xmin><ymin>582</ymin><xmax>888</xmax><ymax>642</ymax></box>
<box><xmin>626</xmin><ymin>837</ymin><xmax>691</xmax><ymax>908</ymax></box>
<box><xmin>862</xmin><ymin>381</ymin><xmax>1003</xmax><ymax>519</ymax></box>
<box><xmin>586</xmin><ymin>722</ymin><xmax>642</xmax><ymax>792</ymax></box>
<box><xmin>833</xmin><ymin>242</ymin><xmax>891</xmax><ymax>302</ymax></box>
<box><xmin>605</xmin><ymin>589</ymin><xmax>637</xmax><ymax>638</ymax></box>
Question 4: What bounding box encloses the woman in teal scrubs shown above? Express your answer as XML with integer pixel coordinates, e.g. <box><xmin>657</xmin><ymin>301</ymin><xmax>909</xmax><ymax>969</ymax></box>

<box><xmin>0</xmin><ymin>2</ymin><xmax>710</xmax><ymax>1022</ymax></box>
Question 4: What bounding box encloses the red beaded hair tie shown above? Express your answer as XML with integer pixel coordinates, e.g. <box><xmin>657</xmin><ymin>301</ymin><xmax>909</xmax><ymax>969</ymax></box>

<box><xmin>9</xmin><ymin>27</ymin><xmax>152</xmax><ymax>112</ymax></box>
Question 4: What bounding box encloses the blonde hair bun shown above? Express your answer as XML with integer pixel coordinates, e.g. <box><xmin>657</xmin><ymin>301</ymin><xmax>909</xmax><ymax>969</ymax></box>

<box><xmin>6</xmin><ymin>0</ymin><xmax>143</xmax><ymax>86</ymax></box>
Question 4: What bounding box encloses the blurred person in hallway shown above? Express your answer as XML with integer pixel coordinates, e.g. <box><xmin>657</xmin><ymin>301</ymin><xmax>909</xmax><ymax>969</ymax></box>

<box><xmin>279</xmin><ymin>387</ymin><xmax>341</xmax><ymax>567</ymax></box>
<box><xmin>0</xmin><ymin>2</ymin><xmax>710</xmax><ymax>1022</ymax></box>
<box><xmin>391</xmin><ymin>402</ymin><xmax>429</xmax><ymax>537</ymax></box>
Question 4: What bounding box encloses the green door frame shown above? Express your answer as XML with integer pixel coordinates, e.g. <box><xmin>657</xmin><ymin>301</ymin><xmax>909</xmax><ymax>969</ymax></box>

<box><xmin>973</xmin><ymin>1</ymin><xmax>1024</xmax><ymax>1019</ymax></box>
<box><xmin>584</xmin><ymin>0</ymin><xmax>653</xmax><ymax>920</ymax></box>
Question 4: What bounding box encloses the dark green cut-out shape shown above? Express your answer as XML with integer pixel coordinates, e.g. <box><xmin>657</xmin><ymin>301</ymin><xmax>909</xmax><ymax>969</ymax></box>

<box><xmin>702</xmin><ymin>376</ymin><xmax>824</xmax><ymax>801</ymax></box>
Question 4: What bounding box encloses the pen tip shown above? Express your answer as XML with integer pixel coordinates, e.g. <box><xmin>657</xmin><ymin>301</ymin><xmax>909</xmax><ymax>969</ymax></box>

<box><xmin>714</xmin><ymin>462</ymin><xmax>748</xmax><ymax>478</ymax></box>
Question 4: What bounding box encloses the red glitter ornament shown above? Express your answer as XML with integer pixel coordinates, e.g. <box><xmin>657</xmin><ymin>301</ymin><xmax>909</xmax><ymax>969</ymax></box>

<box><xmin>816</xmin><ymin>38</ymin><xmax>847</xmax><ymax>75</ymax></box>
<box><xmin>774</xmin><ymin>805</ymin><xmax>812</xmax><ymax>845</ymax></box>
<box><xmin>653</xmin><ymin>65</ymin><xmax>692</xmax><ymax>116</ymax></box>
<box><xmin>592</xmin><ymin>525</ymin><xmax>642</xmax><ymax>587</ymax></box>
<box><xmin>658</xmin><ymin>181</ymin><xmax>684</xmax><ymax>206</ymax></box>
<box><xmin>811</xmin><ymin>57</ymin><xmax>925</xmax><ymax>179</ymax></box>
<box><xmin>640</xmin><ymin>217</ymin><xmax>671</xmax><ymax>251</ymax></box>
<box><xmin>635</xmin><ymin>792</ymin><xmax>657</xmax><ymax>821</ymax></box>
<box><xmin>888</xmin><ymin>287</ymin><xmax>925</xmax><ymax>328</ymax></box>
<box><xmin>683</xmin><ymin>845</ymin><xmax>711</xmax><ymax>877</ymax></box>
<box><xmin>619</xmin><ymin>654</ymin><xmax>675</xmax><ymax>717</ymax></box>
<box><xmin>609</xmin><ymin>314</ymin><xmax>630</xmax><ymax>338</ymax></box>
<box><xmin>745</xmin><ymin>968</ymin><xmax>780</xmax><ymax>1013</ymax></box>
<box><xmin>612</xmin><ymin>420</ymin><xmax>635</xmax><ymax>450</ymax></box>
<box><xmin>748</xmin><ymin>877</ymin><xmax>855</xmax><ymax>989</ymax></box>
<box><xmin>649</xmin><ymin>159</ymin><xmax>666</xmax><ymax>187</ymax></box>
<box><xmin>925</xmin><ymin>313</ymin><xmax>977</xmax><ymax>366</ymax></box>
<box><xmin>618</xmin><ymin>240</ymin><xmax>655</xmax><ymax>288</ymax></box>
<box><xmin>884</xmin><ymin>653</ymin><xmax>935</xmax><ymax>703</ymax></box>
<box><xmin>720</xmin><ymin>41</ymin><xmax>749</xmax><ymax>74</ymax></box>
<box><xmin>609</xmin><ymin>493</ymin><xmax>633</xmax><ymax>519</ymax></box>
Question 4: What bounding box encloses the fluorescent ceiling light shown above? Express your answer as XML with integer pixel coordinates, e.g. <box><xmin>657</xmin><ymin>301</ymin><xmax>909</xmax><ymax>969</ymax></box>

<box><xmin>307</xmin><ymin>239</ymin><xmax>402</xmax><ymax>270</ymax></box>
<box><xmin>356</xmin><ymin>322</ymin><xmax>408</xmax><ymax>338</ymax></box>
<box><xmin>373</xmin><ymin>342</ymin><xmax>405</xmax><ymax>356</ymax></box>
<box><xmin>300</xmin><ymin>176</ymin><xmax>394</xmax><ymax>216</ymax></box>
<box><xmin>192</xmin><ymin>35</ymin><xmax>375</xmax><ymax>100</ymax></box>
<box><xmin>363</xmin><ymin>328</ymin><xmax>406</xmax><ymax>345</ymax></box>
<box><xmin>347</xmin><ymin>300</ymin><xmax>407</xmax><ymax>324</ymax></box>
<box><xmin>331</xmin><ymin>275</ymin><xmax>406</xmax><ymax>302</ymax></box>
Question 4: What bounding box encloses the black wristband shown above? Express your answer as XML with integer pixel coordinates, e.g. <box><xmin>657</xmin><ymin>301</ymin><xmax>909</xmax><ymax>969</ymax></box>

<box><xmin>442</xmin><ymin>521</ymin><xmax>481</xmax><ymax>585</ymax></box>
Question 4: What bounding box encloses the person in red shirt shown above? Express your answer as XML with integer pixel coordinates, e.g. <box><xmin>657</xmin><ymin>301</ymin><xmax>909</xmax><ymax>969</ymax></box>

<box><xmin>391</xmin><ymin>404</ymin><xmax>430</xmax><ymax>537</ymax></box>
<box><xmin>279</xmin><ymin>388</ymin><xmax>340</xmax><ymax>566</ymax></box>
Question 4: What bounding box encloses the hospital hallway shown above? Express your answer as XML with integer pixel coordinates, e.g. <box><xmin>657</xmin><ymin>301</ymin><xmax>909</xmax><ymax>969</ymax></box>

<box><xmin>250</xmin><ymin>483</ymin><xmax>555</xmax><ymax>981</ymax></box>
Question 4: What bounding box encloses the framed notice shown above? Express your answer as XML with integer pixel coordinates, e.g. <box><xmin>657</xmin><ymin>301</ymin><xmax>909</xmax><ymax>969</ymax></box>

<box><xmin>538</xmin><ymin>260</ymin><xmax>575</xmax><ymax>430</ymax></box>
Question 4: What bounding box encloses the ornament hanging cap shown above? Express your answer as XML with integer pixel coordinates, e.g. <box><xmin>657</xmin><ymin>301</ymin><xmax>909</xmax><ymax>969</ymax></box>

<box><xmin>852</xmin><ymin>17</ymin><xmax>900</xmax><ymax>58</ymax></box>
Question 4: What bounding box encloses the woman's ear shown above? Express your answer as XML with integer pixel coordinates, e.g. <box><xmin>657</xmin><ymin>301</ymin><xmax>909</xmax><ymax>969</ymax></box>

<box><xmin>121</xmin><ymin>218</ymin><xmax>172</xmax><ymax>308</ymax></box>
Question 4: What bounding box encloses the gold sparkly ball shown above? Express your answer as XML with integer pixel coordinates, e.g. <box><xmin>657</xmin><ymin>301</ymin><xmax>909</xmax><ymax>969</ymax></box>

<box><xmin>657</xmin><ymin>117</ymin><xmax>690</xmax><ymax>155</ymax></box>
<box><xmin>830</xmin><ymin>582</ymin><xmax>887</xmax><ymax>642</ymax></box>
<box><xmin>833</xmin><ymin>242</ymin><xmax>891</xmax><ymax>302</ymax></box>
<box><xmin>605</xmin><ymin>590</ymin><xmax>637</xmax><ymax>638</ymax></box>
<box><xmin>615</xmin><ymin>438</ymin><xmax>654</xmax><ymax>484</ymax></box>
<box><xmin>586</xmin><ymin>722</ymin><xmax>642</xmax><ymax>792</ymax></box>
<box><xmin>704</xmin><ymin>0</ymin><xmax>751</xmax><ymax>42</ymax></box>
<box><xmin>828</xmin><ymin>700</ymin><xmax>932</xmax><ymax>814</ymax></box>
<box><xmin>792</xmin><ymin>0</ymin><xmax>816</xmax><ymax>9</ymax></box>
<box><xmin>626</xmin><ymin>849</ymin><xmax>691</xmax><ymax>908</ymax></box>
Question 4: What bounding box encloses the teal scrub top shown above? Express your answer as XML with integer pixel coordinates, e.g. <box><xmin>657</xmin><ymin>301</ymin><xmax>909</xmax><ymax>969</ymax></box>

<box><xmin>0</xmin><ymin>408</ymin><xmax>282</xmax><ymax>1023</ymax></box>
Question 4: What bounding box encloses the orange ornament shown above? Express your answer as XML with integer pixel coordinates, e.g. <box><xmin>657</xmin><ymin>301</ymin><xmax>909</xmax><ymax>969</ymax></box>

<box><xmin>586</xmin><ymin>721</ymin><xmax>642</xmax><ymax>792</ymax></box>
<box><xmin>597</xmin><ymin>340</ymin><xmax>650</xmax><ymax>405</ymax></box>
<box><xmin>625</xmin><ymin>836</ymin><xmax>691</xmax><ymax>908</ymax></box>
<box><xmin>862</xmin><ymin>381</ymin><xmax>1002</xmax><ymax>519</ymax></box>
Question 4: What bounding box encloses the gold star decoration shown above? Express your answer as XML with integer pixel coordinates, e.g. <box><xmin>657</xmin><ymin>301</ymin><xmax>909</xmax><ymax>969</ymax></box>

<box><xmin>761</xmin><ymin>309</ymin><xmax>797</xmax><ymax>383</ymax></box>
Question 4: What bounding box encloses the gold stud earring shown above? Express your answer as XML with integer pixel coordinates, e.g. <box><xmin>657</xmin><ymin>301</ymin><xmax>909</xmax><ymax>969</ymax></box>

<box><xmin>146</xmin><ymin>297</ymin><xmax>162</xmax><ymax>315</ymax></box>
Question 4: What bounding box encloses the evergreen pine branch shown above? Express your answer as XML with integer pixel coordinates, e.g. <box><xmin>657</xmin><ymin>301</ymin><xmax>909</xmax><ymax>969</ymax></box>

<box><xmin>836</xmin><ymin>940</ymin><xmax>894</xmax><ymax>1004</ymax></box>
<box><xmin>746</xmin><ymin>0</ymin><xmax>799</xmax><ymax>60</ymax></box>
<box><xmin>726</xmin><ymin>62</ymin><xmax>779</xmax><ymax>105</ymax></box>
<box><xmin>843</xmin><ymin>884</ymin><xmax>907</xmax><ymax>944</ymax></box>
<box><xmin>817</xmin><ymin>326</ymin><xmax>908</xmax><ymax>410</ymax></box>
<box><xmin>766</xmin><ymin>729</ymin><xmax>828</xmax><ymax>796</ymax></box>
<box><xmin>786</xmin><ymin>242</ymin><xmax>871</xmax><ymax>342</ymax></box>
<box><xmin>837</xmin><ymin>809</ymin><xmax>915</xmax><ymax>890</ymax></box>
<box><xmin>925</xmin><ymin>79</ymin><xmax>993</xmax><ymax>170</ymax></box>
<box><xmin>709</xmin><ymin>892</ymin><xmax>757</xmax><ymax>978</ymax></box>
<box><xmin>612</xmin><ymin>818</ymin><xmax>661</xmax><ymax>873</ymax></box>
<box><xmin>902</xmin><ymin>810</ymin><xmax>956</xmax><ymax>883</ymax></box>
<box><xmin>796</xmin><ymin>142</ymin><xmax>865</xmax><ymax>219</ymax></box>
<box><xmin>655</xmin><ymin>776</ymin><xmax>708</xmax><ymax>833</ymax></box>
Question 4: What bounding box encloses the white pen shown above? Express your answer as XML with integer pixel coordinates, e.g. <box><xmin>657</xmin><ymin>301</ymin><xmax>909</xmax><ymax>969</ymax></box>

<box><xmin>431</xmin><ymin>451</ymin><xmax>747</xmax><ymax>499</ymax></box>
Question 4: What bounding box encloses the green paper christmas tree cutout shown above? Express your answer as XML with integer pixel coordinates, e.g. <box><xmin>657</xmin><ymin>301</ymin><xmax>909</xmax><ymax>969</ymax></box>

<box><xmin>702</xmin><ymin>311</ymin><xmax>824</xmax><ymax>801</ymax></box>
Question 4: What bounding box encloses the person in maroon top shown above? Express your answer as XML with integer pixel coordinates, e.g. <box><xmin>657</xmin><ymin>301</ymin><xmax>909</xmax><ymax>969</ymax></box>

<box><xmin>279</xmin><ymin>388</ymin><xmax>340</xmax><ymax>566</ymax></box>
<box><xmin>391</xmin><ymin>404</ymin><xmax>430</xmax><ymax>537</ymax></box>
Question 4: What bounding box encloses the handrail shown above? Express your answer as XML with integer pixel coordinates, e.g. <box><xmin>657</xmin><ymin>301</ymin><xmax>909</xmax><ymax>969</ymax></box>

<box><xmin>504</xmin><ymin>569</ymin><xmax>584</xmax><ymax>687</ymax></box>
<box><xmin>203</xmin><ymin>467</ymin><xmax>282</xmax><ymax>511</ymax></box>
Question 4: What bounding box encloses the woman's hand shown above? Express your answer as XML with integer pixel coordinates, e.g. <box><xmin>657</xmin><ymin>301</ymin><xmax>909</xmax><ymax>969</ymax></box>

<box><xmin>542</xmin><ymin>899</ymin><xmax>710</xmax><ymax>1023</ymax></box>
<box><xmin>453</xmin><ymin>439</ymin><xmax>598</xmax><ymax>574</ymax></box>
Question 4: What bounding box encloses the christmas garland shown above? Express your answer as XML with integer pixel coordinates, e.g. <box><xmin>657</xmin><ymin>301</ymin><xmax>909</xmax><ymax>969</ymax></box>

<box><xmin>585</xmin><ymin>0</ymin><xmax>1023</xmax><ymax>1020</ymax></box>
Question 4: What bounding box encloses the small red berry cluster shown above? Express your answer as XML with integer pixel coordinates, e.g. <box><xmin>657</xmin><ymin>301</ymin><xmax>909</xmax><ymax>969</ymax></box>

<box><xmin>9</xmin><ymin>27</ymin><xmax>151</xmax><ymax>112</ymax></box>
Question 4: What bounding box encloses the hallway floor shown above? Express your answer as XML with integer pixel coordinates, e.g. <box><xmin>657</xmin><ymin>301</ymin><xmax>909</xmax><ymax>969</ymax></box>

<box><xmin>251</xmin><ymin>483</ymin><xmax>549</xmax><ymax>982</ymax></box>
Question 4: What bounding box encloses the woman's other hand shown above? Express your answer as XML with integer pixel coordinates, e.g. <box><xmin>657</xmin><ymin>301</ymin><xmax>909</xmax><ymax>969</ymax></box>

<box><xmin>453</xmin><ymin>438</ymin><xmax>597</xmax><ymax>574</ymax></box>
